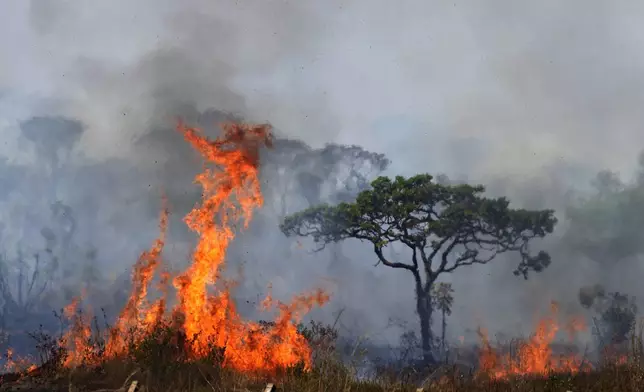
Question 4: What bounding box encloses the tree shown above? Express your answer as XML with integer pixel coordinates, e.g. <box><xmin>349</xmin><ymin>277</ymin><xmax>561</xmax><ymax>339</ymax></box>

<box><xmin>564</xmin><ymin>150</ymin><xmax>644</xmax><ymax>269</ymax></box>
<box><xmin>20</xmin><ymin>116</ymin><xmax>84</xmax><ymax>171</ymax></box>
<box><xmin>20</xmin><ymin>116</ymin><xmax>85</xmax><ymax>202</ymax></box>
<box><xmin>579</xmin><ymin>284</ymin><xmax>637</xmax><ymax>351</ymax></box>
<box><xmin>261</xmin><ymin>139</ymin><xmax>390</xmax><ymax>275</ymax></box>
<box><xmin>280</xmin><ymin>174</ymin><xmax>556</xmax><ymax>364</ymax></box>
<box><xmin>0</xmin><ymin>229</ymin><xmax>60</xmax><ymax>334</ymax></box>
<box><xmin>431</xmin><ymin>282</ymin><xmax>454</xmax><ymax>362</ymax></box>
<box><xmin>261</xmin><ymin>138</ymin><xmax>390</xmax><ymax>218</ymax></box>
<box><xmin>564</xmin><ymin>170</ymin><xmax>643</xmax><ymax>264</ymax></box>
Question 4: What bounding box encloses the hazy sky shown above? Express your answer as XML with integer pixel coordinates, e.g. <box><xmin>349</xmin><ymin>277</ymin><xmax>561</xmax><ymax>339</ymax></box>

<box><xmin>3</xmin><ymin>0</ymin><xmax>644</xmax><ymax>346</ymax></box>
<box><xmin>3</xmin><ymin>0</ymin><xmax>644</xmax><ymax>179</ymax></box>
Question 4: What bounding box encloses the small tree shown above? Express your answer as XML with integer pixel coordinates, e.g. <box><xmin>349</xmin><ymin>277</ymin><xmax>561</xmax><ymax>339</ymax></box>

<box><xmin>281</xmin><ymin>174</ymin><xmax>556</xmax><ymax>364</ymax></box>
<box><xmin>0</xmin><ymin>246</ymin><xmax>59</xmax><ymax>335</ymax></box>
<box><xmin>431</xmin><ymin>282</ymin><xmax>454</xmax><ymax>362</ymax></box>
<box><xmin>20</xmin><ymin>116</ymin><xmax>84</xmax><ymax>171</ymax></box>
<box><xmin>579</xmin><ymin>284</ymin><xmax>637</xmax><ymax>352</ymax></box>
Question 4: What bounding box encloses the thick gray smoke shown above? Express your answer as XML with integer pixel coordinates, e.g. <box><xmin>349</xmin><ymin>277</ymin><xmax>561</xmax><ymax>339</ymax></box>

<box><xmin>3</xmin><ymin>0</ymin><xmax>644</xmax><ymax>360</ymax></box>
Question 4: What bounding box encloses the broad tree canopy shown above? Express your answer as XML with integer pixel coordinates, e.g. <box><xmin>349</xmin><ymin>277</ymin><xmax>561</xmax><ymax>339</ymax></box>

<box><xmin>281</xmin><ymin>174</ymin><xmax>557</xmax><ymax>281</ymax></box>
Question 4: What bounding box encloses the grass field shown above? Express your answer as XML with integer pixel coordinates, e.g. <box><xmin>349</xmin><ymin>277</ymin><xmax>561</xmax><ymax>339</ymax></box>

<box><xmin>2</xmin><ymin>352</ymin><xmax>643</xmax><ymax>392</ymax></box>
<box><xmin>1</xmin><ymin>321</ymin><xmax>643</xmax><ymax>392</ymax></box>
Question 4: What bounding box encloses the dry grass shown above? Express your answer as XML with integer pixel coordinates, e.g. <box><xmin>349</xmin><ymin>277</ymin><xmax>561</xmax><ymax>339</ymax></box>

<box><xmin>4</xmin><ymin>358</ymin><xmax>644</xmax><ymax>392</ymax></box>
<box><xmin>3</xmin><ymin>322</ymin><xmax>644</xmax><ymax>392</ymax></box>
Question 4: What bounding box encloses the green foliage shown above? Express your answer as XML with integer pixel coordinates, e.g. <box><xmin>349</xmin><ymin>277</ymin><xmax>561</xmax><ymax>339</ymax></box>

<box><xmin>281</xmin><ymin>174</ymin><xmax>556</xmax><ymax>279</ymax></box>
<box><xmin>431</xmin><ymin>283</ymin><xmax>454</xmax><ymax>316</ymax></box>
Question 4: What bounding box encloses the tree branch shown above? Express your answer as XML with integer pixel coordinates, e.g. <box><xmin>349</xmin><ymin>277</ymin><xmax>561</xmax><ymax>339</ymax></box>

<box><xmin>442</xmin><ymin>251</ymin><xmax>498</xmax><ymax>273</ymax></box>
<box><xmin>374</xmin><ymin>245</ymin><xmax>416</xmax><ymax>271</ymax></box>
<box><xmin>434</xmin><ymin>239</ymin><xmax>460</xmax><ymax>276</ymax></box>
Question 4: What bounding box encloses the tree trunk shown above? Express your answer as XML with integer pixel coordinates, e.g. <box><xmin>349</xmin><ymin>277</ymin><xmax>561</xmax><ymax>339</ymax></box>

<box><xmin>441</xmin><ymin>309</ymin><xmax>447</xmax><ymax>363</ymax></box>
<box><xmin>416</xmin><ymin>286</ymin><xmax>435</xmax><ymax>365</ymax></box>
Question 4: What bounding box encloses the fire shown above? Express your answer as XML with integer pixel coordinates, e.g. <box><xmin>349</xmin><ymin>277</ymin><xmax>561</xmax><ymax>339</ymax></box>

<box><xmin>60</xmin><ymin>295</ymin><xmax>97</xmax><ymax>367</ymax></box>
<box><xmin>478</xmin><ymin>302</ymin><xmax>589</xmax><ymax>379</ymax></box>
<box><xmin>168</xmin><ymin>122</ymin><xmax>329</xmax><ymax>372</ymax></box>
<box><xmin>104</xmin><ymin>198</ymin><xmax>170</xmax><ymax>358</ymax></box>
<box><xmin>2</xmin><ymin>349</ymin><xmax>35</xmax><ymax>375</ymax></box>
<box><xmin>172</xmin><ymin>122</ymin><xmax>269</xmax><ymax>356</ymax></box>
<box><xmin>59</xmin><ymin>121</ymin><xmax>329</xmax><ymax>375</ymax></box>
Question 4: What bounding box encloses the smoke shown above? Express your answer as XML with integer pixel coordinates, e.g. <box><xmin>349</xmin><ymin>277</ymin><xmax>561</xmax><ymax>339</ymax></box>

<box><xmin>3</xmin><ymin>0</ymin><xmax>644</xmax><ymax>358</ymax></box>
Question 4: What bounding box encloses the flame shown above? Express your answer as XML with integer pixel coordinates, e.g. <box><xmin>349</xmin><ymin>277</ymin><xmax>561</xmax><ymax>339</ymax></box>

<box><xmin>170</xmin><ymin>122</ymin><xmax>329</xmax><ymax>372</ymax></box>
<box><xmin>2</xmin><ymin>349</ymin><xmax>35</xmax><ymax>375</ymax></box>
<box><xmin>478</xmin><ymin>302</ymin><xmax>589</xmax><ymax>379</ymax></box>
<box><xmin>104</xmin><ymin>198</ymin><xmax>170</xmax><ymax>358</ymax></box>
<box><xmin>172</xmin><ymin>122</ymin><xmax>268</xmax><ymax>355</ymax></box>
<box><xmin>60</xmin><ymin>295</ymin><xmax>97</xmax><ymax>367</ymax></box>
<box><xmin>59</xmin><ymin>121</ymin><xmax>328</xmax><ymax>375</ymax></box>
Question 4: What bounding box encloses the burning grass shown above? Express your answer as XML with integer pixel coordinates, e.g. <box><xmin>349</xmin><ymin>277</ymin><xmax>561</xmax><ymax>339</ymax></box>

<box><xmin>476</xmin><ymin>302</ymin><xmax>592</xmax><ymax>379</ymax></box>
<box><xmin>3</xmin><ymin>321</ymin><xmax>644</xmax><ymax>392</ymax></box>
<box><xmin>49</xmin><ymin>121</ymin><xmax>329</xmax><ymax>377</ymax></box>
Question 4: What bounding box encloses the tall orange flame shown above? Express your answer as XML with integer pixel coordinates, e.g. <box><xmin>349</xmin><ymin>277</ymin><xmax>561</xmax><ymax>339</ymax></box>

<box><xmin>60</xmin><ymin>121</ymin><xmax>328</xmax><ymax>375</ymax></box>
<box><xmin>170</xmin><ymin>122</ymin><xmax>329</xmax><ymax>372</ymax></box>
